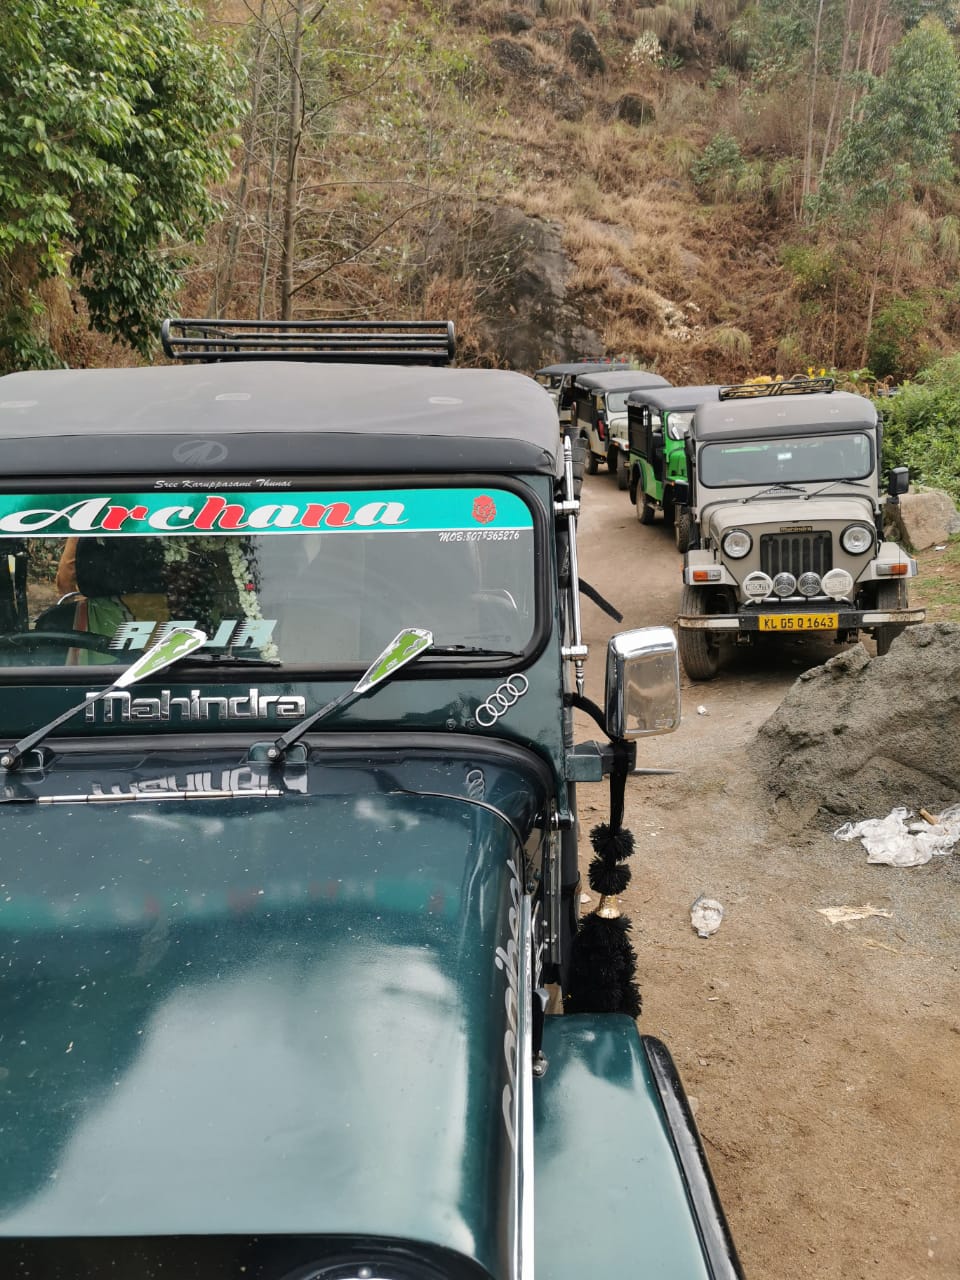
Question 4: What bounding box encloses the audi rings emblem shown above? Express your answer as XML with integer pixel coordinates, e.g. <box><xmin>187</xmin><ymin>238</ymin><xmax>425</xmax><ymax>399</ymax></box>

<box><xmin>474</xmin><ymin>675</ymin><xmax>529</xmax><ymax>727</ymax></box>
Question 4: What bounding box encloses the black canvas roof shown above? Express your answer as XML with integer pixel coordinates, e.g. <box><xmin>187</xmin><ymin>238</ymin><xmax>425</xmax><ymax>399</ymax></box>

<box><xmin>692</xmin><ymin>390</ymin><xmax>877</xmax><ymax>442</ymax></box>
<box><xmin>0</xmin><ymin>363</ymin><xmax>563</xmax><ymax>478</ymax></box>
<box><xmin>535</xmin><ymin>361</ymin><xmax>631</xmax><ymax>377</ymax></box>
<box><xmin>626</xmin><ymin>385</ymin><xmax>721</xmax><ymax>412</ymax></box>
<box><xmin>573</xmin><ymin>371</ymin><xmax>671</xmax><ymax>393</ymax></box>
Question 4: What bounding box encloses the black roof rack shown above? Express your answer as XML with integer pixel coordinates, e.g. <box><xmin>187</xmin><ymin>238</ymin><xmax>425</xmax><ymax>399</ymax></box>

<box><xmin>160</xmin><ymin>318</ymin><xmax>456</xmax><ymax>366</ymax></box>
<box><xmin>718</xmin><ymin>376</ymin><xmax>834</xmax><ymax>401</ymax></box>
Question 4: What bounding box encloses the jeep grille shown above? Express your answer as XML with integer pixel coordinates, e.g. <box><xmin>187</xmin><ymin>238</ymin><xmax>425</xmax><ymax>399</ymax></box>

<box><xmin>760</xmin><ymin>531</ymin><xmax>832</xmax><ymax>578</ymax></box>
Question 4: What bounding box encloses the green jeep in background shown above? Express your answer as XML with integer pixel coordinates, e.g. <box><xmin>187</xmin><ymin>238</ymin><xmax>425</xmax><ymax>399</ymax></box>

<box><xmin>626</xmin><ymin>385</ymin><xmax>721</xmax><ymax>545</ymax></box>
<box><xmin>677</xmin><ymin>378</ymin><xmax>925</xmax><ymax>680</ymax></box>
<box><xmin>0</xmin><ymin>320</ymin><xmax>741</xmax><ymax>1280</ymax></box>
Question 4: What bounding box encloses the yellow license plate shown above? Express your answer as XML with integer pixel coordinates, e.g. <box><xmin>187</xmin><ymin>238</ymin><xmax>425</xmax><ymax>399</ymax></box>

<box><xmin>758</xmin><ymin>613</ymin><xmax>839</xmax><ymax>632</ymax></box>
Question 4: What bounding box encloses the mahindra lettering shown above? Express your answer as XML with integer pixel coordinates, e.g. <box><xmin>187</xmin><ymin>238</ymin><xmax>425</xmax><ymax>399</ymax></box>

<box><xmin>0</xmin><ymin>319</ymin><xmax>741</xmax><ymax>1280</ymax></box>
<box><xmin>677</xmin><ymin>378</ymin><xmax>924</xmax><ymax>681</ymax></box>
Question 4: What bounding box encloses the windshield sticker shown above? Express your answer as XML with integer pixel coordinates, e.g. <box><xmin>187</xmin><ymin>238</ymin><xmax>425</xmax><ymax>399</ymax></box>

<box><xmin>0</xmin><ymin>489</ymin><xmax>534</xmax><ymax>537</ymax></box>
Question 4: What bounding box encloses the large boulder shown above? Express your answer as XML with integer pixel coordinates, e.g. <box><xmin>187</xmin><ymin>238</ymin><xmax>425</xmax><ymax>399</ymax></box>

<box><xmin>887</xmin><ymin>488</ymin><xmax>960</xmax><ymax>551</ymax></box>
<box><xmin>417</xmin><ymin>204</ymin><xmax>604</xmax><ymax>369</ymax></box>
<box><xmin>568</xmin><ymin>24</ymin><xmax>605</xmax><ymax>76</ymax></box>
<box><xmin>613</xmin><ymin>93</ymin><xmax>656</xmax><ymax>126</ymax></box>
<box><xmin>749</xmin><ymin>624</ymin><xmax>960</xmax><ymax>825</ymax></box>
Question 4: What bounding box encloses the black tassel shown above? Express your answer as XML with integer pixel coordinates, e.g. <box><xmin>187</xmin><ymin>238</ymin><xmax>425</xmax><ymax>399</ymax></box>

<box><xmin>567</xmin><ymin>915</ymin><xmax>640</xmax><ymax>1017</ymax></box>
<box><xmin>566</xmin><ymin>763</ymin><xmax>642</xmax><ymax>1017</ymax></box>
<box><xmin>587</xmin><ymin>855</ymin><xmax>630</xmax><ymax>897</ymax></box>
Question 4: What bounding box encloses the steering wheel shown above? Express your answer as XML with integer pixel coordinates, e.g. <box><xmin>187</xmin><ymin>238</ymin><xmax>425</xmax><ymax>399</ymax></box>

<box><xmin>0</xmin><ymin>630</ymin><xmax>118</xmax><ymax>656</ymax></box>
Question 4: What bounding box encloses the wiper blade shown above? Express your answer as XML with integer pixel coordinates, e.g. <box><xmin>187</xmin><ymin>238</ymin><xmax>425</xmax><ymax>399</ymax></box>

<box><xmin>263</xmin><ymin>627</ymin><xmax>433</xmax><ymax>765</ymax></box>
<box><xmin>1</xmin><ymin>628</ymin><xmax>207</xmax><ymax>772</ymax></box>
<box><xmin>742</xmin><ymin>484</ymin><xmax>808</xmax><ymax>502</ymax></box>
<box><xmin>175</xmin><ymin>651</ymin><xmax>281</xmax><ymax>666</ymax></box>
<box><xmin>430</xmin><ymin>645</ymin><xmax>523</xmax><ymax>657</ymax></box>
<box><xmin>804</xmin><ymin>478</ymin><xmax>872</xmax><ymax>499</ymax></box>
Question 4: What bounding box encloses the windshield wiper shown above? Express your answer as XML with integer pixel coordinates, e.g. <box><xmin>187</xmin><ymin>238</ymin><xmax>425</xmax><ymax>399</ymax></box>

<box><xmin>1</xmin><ymin>628</ymin><xmax>208</xmax><ymax>772</ymax></box>
<box><xmin>430</xmin><ymin>644</ymin><xmax>523</xmax><ymax>657</ymax></box>
<box><xmin>174</xmin><ymin>650</ymin><xmax>281</xmax><ymax>666</ymax></box>
<box><xmin>804</xmin><ymin>478</ymin><xmax>872</xmax><ymax>499</ymax></box>
<box><xmin>742</xmin><ymin>484</ymin><xmax>808</xmax><ymax>502</ymax></box>
<box><xmin>262</xmin><ymin>627</ymin><xmax>433</xmax><ymax>765</ymax></box>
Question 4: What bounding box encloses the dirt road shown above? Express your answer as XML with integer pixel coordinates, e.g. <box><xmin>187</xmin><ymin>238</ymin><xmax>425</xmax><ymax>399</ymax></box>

<box><xmin>573</xmin><ymin>468</ymin><xmax>960</xmax><ymax>1280</ymax></box>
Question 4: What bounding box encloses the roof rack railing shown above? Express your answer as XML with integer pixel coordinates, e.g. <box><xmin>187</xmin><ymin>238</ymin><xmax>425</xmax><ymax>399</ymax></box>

<box><xmin>718</xmin><ymin>376</ymin><xmax>835</xmax><ymax>401</ymax></box>
<box><xmin>160</xmin><ymin>318</ymin><xmax>456</xmax><ymax>366</ymax></box>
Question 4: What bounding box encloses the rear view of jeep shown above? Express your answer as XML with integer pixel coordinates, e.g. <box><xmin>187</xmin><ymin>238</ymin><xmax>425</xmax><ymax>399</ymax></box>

<box><xmin>677</xmin><ymin>379</ymin><xmax>925</xmax><ymax>680</ymax></box>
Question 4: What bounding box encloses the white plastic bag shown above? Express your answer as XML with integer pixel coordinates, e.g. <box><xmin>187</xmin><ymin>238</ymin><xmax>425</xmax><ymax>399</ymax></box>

<box><xmin>834</xmin><ymin>805</ymin><xmax>960</xmax><ymax>867</ymax></box>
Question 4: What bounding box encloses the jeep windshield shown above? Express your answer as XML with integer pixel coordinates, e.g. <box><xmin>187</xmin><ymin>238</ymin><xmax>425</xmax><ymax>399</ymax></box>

<box><xmin>604</xmin><ymin>391</ymin><xmax>633</xmax><ymax>414</ymax></box>
<box><xmin>0</xmin><ymin>486</ymin><xmax>536</xmax><ymax>670</ymax></box>
<box><xmin>699</xmin><ymin>431</ymin><xmax>873</xmax><ymax>488</ymax></box>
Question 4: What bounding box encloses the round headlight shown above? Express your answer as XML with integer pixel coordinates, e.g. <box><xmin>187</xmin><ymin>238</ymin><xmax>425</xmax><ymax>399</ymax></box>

<box><xmin>742</xmin><ymin>571</ymin><xmax>773</xmax><ymax>600</ymax></box>
<box><xmin>821</xmin><ymin>568</ymin><xmax>854</xmax><ymax>599</ymax></box>
<box><xmin>722</xmin><ymin>528</ymin><xmax>753</xmax><ymax>559</ymax></box>
<box><xmin>841</xmin><ymin>523</ymin><xmax>874</xmax><ymax>555</ymax></box>
<box><xmin>772</xmin><ymin>572</ymin><xmax>797</xmax><ymax>597</ymax></box>
<box><xmin>797</xmin><ymin>572</ymin><xmax>821</xmax><ymax>596</ymax></box>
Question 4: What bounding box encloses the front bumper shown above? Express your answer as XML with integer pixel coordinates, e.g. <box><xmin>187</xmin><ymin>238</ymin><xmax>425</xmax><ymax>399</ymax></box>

<box><xmin>677</xmin><ymin>606</ymin><xmax>926</xmax><ymax>632</ymax></box>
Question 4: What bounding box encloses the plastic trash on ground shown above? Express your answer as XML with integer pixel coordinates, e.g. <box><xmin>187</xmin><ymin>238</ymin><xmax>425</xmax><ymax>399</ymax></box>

<box><xmin>690</xmin><ymin>895</ymin><xmax>724</xmax><ymax>937</ymax></box>
<box><xmin>834</xmin><ymin>805</ymin><xmax>960</xmax><ymax>867</ymax></box>
<box><xmin>817</xmin><ymin>905</ymin><xmax>892</xmax><ymax>925</ymax></box>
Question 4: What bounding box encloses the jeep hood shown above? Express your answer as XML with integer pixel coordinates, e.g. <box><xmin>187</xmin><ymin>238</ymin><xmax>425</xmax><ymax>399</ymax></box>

<box><xmin>0</xmin><ymin>746</ymin><xmax>549</xmax><ymax>1275</ymax></box>
<box><xmin>703</xmin><ymin>491</ymin><xmax>876</xmax><ymax>539</ymax></box>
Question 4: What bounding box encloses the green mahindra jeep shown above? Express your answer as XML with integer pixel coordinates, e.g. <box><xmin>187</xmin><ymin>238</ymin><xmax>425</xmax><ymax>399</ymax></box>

<box><xmin>0</xmin><ymin>320</ymin><xmax>741</xmax><ymax>1280</ymax></box>
<box><xmin>625</xmin><ymin>386</ymin><xmax>722</xmax><ymax>540</ymax></box>
<box><xmin>677</xmin><ymin>378</ymin><xmax>924</xmax><ymax>681</ymax></box>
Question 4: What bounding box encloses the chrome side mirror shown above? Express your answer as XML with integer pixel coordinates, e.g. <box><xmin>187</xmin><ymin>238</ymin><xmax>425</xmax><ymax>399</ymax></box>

<box><xmin>604</xmin><ymin>626</ymin><xmax>681</xmax><ymax>739</ymax></box>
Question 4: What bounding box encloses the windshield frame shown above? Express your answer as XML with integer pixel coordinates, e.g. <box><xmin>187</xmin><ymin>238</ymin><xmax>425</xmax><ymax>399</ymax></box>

<box><xmin>696</xmin><ymin>430</ymin><xmax>876</xmax><ymax>490</ymax></box>
<box><xmin>0</xmin><ymin>473</ymin><xmax>551</xmax><ymax>685</ymax></box>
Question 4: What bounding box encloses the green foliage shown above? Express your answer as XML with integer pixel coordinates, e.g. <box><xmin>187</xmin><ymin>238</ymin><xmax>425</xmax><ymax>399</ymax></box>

<box><xmin>867</xmin><ymin>296</ymin><xmax>928</xmax><ymax>380</ymax></box>
<box><xmin>877</xmin><ymin>354</ymin><xmax>960</xmax><ymax>501</ymax></box>
<box><xmin>814</xmin><ymin>18</ymin><xmax>960</xmax><ymax>226</ymax></box>
<box><xmin>0</xmin><ymin>0</ymin><xmax>242</xmax><ymax>370</ymax></box>
<box><xmin>780</xmin><ymin>243</ymin><xmax>838</xmax><ymax>295</ymax></box>
<box><xmin>691</xmin><ymin>134</ymin><xmax>745</xmax><ymax>199</ymax></box>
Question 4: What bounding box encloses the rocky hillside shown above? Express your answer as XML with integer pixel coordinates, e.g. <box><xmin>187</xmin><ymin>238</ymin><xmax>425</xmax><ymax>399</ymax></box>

<box><xmin>52</xmin><ymin>0</ymin><xmax>960</xmax><ymax>384</ymax></box>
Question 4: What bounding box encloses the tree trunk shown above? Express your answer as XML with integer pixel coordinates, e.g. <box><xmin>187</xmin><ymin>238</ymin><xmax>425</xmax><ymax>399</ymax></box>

<box><xmin>280</xmin><ymin>0</ymin><xmax>306</xmax><ymax>321</ymax></box>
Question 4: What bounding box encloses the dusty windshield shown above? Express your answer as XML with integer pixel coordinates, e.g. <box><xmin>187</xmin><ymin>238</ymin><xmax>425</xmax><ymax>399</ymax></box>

<box><xmin>605</xmin><ymin>391</ymin><xmax>633</xmax><ymax>414</ymax></box>
<box><xmin>0</xmin><ymin>487</ymin><xmax>536</xmax><ymax>669</ymax></box>
<box><xmin>698</xmin><ymin>432</ymin><xmax>873</xmax><ymax>488</ymax></box>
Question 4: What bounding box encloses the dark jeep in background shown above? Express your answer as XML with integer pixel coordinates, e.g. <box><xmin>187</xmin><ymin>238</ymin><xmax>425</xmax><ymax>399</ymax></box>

<box><xmin>677</xmin><ymin>378</ymin><xmax>924</xmax><ymax>680</ymax></box>
<box><xmin>0</xmin><ymin>320</ymin><xmax>741</xmax><ymax>1280</ymax></box>
<box><xmin>569</xmin><ymin>368</ymin><xmax>672</xmax><ymax>478</ymax></box>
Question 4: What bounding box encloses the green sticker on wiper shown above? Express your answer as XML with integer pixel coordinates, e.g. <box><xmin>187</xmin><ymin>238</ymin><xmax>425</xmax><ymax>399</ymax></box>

<box><xmin>354</xmin><ymin>628</ymin><xmax>433</xmax><ymax>694</ymax></box>
<box><xmin>114</xmin><ymin>628</ymin><xmax>208</xmax><ymax>689</ymax></box>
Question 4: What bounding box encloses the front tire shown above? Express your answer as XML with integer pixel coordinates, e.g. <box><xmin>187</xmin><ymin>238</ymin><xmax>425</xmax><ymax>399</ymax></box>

<box><xmin>636</xmin><ymin>491</ymin><xmax>655</xmax><ymax>525</ymax></box>
<box><xmin>585</xmin><ymin>441</ymin><xmax>599</xmax><ymax>475</ymax></box>
<box><xmin>617</xmin><ymin>457</ymin><xmax>630</xmax><ymax>489</ymax></box>
<box><xmin>678</xmin><ymin>584</ymin><xmax>722</xmax><ymax>680</ymax></box>
<box><xmin>675</xmin><ymin>508</ymin><xmax>693</xmax><ymax>553</ymax></box>
<box><xmin>606</xmin><ymin>444</ymin><xmax>619</xmax><ymax>473</ymax></box>
<box><xmin>874</xmin><ymin>580</ymin><xmax>907</xmax><ymax>656</ymax></box>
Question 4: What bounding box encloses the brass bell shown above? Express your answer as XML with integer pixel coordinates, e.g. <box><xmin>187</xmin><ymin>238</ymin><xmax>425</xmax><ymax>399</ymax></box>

<box><xmin>596</xmin><ymin>894</ymin><xmax>622</xmax><ymax>920</ymax></box>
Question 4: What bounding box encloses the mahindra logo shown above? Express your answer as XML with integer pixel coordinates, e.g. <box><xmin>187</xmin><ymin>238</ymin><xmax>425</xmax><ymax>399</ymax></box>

<box><xmin>172</xmin><ymin>439</ymin><xmax>229</xmax><ymax>465</ymax></box>
<box><xmin>83</xmin><ymin>688</ymin><xmax>306</xmax><ymax>724</ymax></box>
